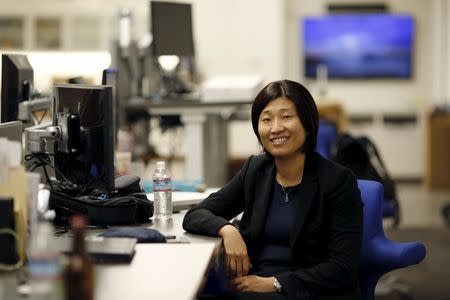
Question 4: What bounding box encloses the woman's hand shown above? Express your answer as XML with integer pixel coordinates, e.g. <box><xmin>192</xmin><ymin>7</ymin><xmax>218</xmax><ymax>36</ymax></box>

<box><xmin>234</xmin><ymin>275</ymin><xmax>276</xmax><ymax>292</ymax></box>
<box><xmin>218</xmin><ymin>224</ymin><xmax>251</xmax><ymax>277</ymax></box>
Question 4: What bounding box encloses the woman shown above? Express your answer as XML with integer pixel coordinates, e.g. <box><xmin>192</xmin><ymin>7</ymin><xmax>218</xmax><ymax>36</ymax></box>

<box><xmin>183</xmin><ymin>80</ymin><xmax>363</xmax><ymax>300</ymax></box>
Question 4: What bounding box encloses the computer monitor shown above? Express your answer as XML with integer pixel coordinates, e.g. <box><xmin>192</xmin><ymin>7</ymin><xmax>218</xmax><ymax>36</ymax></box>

<box><xmin>102</xmin><ymin>67</ymin><xmax>119</xmax><ymax>147</ymax></box>
<box><xmin>1</xmin><ymin>54</ymin><xmax>34</xmax><ymax>122</ymax></box>
<box><xmin>53</xmin><ymin>84</ymin><xmax>115</xmax><ymax>192</ymax></box>
<box><xmin>150</xmin><ymin>1</ymin><xmax>195</xmax><ymax>57</ymax></box>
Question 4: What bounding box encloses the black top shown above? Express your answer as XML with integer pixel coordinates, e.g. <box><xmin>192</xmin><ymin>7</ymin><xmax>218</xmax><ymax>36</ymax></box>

<box><xmin>252</xmin><ymin>181</ymin><xmax>303</xmax><ymax>277</ymax></box>
<box><xmin>182</xmin><ymin>152</ymin><xmax>363</xmax><ymax>300</ymax></box>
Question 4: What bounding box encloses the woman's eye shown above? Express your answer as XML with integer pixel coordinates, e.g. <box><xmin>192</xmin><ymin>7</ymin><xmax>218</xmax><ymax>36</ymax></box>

<box><xmin>261</xmin><ymin>118</ymin><xmax>270</xmax><ymax>122</ymax></box>
<box><xmin>282</xmin><ymin>115</ymin><xmax>292</xmax><ymax>119</ymax></box>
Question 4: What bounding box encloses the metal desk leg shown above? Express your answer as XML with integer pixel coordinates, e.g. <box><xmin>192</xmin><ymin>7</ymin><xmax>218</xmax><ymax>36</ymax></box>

<box><xmin>181</xmin><ymin>114</ymin><xmax>206</xmax><ymax>182</ymax></box>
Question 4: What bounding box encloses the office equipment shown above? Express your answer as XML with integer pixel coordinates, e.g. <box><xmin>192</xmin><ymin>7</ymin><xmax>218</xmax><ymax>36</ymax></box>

<box><xmin>150</xmin><ymin>1</ymin><xmax>195</xmax><ymax>57</ymax></box>
<box><xmin>302</xmin><ymin>14</ymin><xmax>414</xmax><ymax>78</ymax></box>
<box><xmin>201</xmin><ymin>75</ymin><xmax>264</xmax><ymax>102</ymax></box>
<box><xmin>357</xmin><ymin>180</ymin><xmax>426</xmax><ymax>300</ymax></box>
<box><xmin>54</xmin><ymin>235</ymin><xmax>137</xmax><ymax>264</ymax></box>
<box><xmin>1</xmin><ymin>54</ymin><xmax>34</xmax><ymax>122</ymax></box>
<box><xmin>52</xmin><ymin>84</ymin><xmax>115</xmax><ymax>192</ymax></box>
<box><xmin>150</xmin><ymin>1</ymin><xmax>196</xmax><ymax>95</ymax></box>
<box><xmin>102</xmin><ymin>67</ymin><xmax>119</xmax><ymax>148</ymax></box>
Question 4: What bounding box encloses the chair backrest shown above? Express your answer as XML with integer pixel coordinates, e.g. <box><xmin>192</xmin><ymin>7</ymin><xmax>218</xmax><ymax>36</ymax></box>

<box><xmin>357</xmin><ymin>180</ymin><xmax>385</xmax><ymax>246</ymax></box>
<box><xmin>317</xmin><ymin>120</ymin><xmax>338</xmax><ymax>158</ymax></box>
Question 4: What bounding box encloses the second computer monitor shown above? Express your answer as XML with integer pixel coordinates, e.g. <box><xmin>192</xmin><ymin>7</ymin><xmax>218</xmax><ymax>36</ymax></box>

<box><xmin>1</xmin><ymin>54</ymin><xmax>34</xmax><ymax>123</ymax></box>
<box><xmin>150</xmin><ymin>1</ymin><xmax>195</xmax><ymax>57</ymax></box>
<box><xmin>53</xmin><ymin>84</ymin><xmax>114</xmax><ymax>192</ymax></box>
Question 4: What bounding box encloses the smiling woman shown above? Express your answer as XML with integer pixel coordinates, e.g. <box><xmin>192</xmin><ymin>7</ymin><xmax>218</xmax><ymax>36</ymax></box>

<box><xmin>183</xmin><ymin>80</ymin><xmax>363</xmax><ymax>300</ymax></box>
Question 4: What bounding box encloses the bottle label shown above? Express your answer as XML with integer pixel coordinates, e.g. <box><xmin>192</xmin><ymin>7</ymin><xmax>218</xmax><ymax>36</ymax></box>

<box><xmin>153</xmin><ymin>178</ymin><xmax>172</xmax><ymax>192</ymax></box>
<box><xmin>27</xmin><ymin>254</ymin><xmax>61</xmax><ymax>280</ymax></box>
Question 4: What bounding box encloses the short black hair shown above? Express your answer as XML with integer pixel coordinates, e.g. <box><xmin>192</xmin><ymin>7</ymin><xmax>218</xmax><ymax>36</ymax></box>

<box><xmin>251</xmin><ymin>79</ymin><xmax>319</xmax><ymax>156</ymax></box>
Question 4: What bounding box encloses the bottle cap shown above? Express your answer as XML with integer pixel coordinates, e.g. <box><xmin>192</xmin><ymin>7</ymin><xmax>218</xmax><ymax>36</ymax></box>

<box><xmin>156</xmin><ymin>161</ymin><xmax>166</xmax><ymax>168</ymax></box>
<box><xmin>70</xmin><ymin>215</ymin><xmax>87</xmax><ymax>229</ymax></box>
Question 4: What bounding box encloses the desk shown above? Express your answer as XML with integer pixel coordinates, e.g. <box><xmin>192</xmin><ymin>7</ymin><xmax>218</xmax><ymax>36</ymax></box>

<box><xmin>95</xmin><ymin>243</ymin><xmax>216</xmax><ymax>300</ymax></box>
<box><xmin>99</xmin><ymin>212</ymin><xmax>220</xmax><ymax>300</ymax></box>
<box><xmin>0</xmin><ymin>213</ymin><xmax>221</xmax><ymax>300</ymax></box>
<box><xmin>126</xmin><ymin>98</ymin><xmax>252</xmax><ymax>186</ymax></box>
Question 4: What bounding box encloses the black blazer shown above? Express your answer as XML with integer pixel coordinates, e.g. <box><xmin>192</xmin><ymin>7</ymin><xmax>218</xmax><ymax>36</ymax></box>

<box><xmin>183</xmin><ymin>152</ymin><xmax>363</xmax><ymax>300</ymax></box>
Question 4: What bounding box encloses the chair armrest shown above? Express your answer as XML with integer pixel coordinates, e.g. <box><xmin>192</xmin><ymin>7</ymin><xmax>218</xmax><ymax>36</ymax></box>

<box><xmin>367</xmin><ymin>236</ymin><xmax>426</xmax><ymax>269</ymax></box>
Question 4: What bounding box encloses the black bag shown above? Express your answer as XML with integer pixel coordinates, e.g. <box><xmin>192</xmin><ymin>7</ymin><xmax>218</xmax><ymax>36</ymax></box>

<box><xmin>331</xmin><ymin>134</ymin><xmax>399</xmax><ymax>223</ymax></box>
<box><xmin>49</xmin><ymin>175</ymin><xmax>153</xmax><ymax>226</ymax></box>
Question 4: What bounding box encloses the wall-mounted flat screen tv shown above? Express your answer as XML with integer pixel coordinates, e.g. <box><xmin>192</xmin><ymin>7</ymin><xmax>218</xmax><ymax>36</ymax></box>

<box><xmin>302</xmin><ymin>14</ymin><xmax>415</xmax><ymax>79</ymax></box>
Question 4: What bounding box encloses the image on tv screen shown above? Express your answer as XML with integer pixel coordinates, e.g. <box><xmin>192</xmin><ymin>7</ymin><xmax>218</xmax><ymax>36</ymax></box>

<box><xmin>302</xmin><ymin>14</ymin><xmax>414</xmax><ymax>79</ymax></box>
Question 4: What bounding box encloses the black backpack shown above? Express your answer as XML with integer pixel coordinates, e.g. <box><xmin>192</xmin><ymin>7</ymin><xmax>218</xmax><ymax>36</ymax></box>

<box><xmin>330</xmin><ymin>134</ymin><xmax>400</xmax><ymax>225</ymax></box>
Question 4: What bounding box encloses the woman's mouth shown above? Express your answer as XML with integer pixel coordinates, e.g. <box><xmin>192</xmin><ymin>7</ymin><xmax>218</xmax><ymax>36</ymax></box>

<box><xmin>271</xmin><ymin>137</ymin><xmax>289</xmax><ymax>145</ymax></box>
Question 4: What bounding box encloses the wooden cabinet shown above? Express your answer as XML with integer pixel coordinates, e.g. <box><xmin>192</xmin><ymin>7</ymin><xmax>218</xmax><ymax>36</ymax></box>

<box><xmin>425</xmin><ymin>112</ymin><xmax>450</xmax><ymax>189</ymax></box>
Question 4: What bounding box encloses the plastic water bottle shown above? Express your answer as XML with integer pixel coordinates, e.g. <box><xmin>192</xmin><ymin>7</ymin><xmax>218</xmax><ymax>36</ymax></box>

<box><xmin>153</xmin><ymin>161</ymin><xmax>173</xmax><ymax>220</ymax></box>
<box><xmin>27</xmin><ymin>219</ymin><xmax>63</xmax><ymax>300</ymax></box>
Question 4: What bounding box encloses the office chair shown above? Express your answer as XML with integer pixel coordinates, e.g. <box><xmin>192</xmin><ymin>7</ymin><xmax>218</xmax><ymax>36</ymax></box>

<box><xmin>357</xmin><ymin>180</ymin><xmax>426</xmax><ymax>300</ymax></box>
<box><xmin>317</xmin><ymin>119</ymin><xmax>338</xmax><ymax>159</ymax></box>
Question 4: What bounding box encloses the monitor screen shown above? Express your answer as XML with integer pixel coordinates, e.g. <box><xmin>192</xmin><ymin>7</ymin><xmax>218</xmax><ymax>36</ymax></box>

<box><xmin>150</xmin><ymin>1</ymin><xmax>195</xmax><ymax>56</ymax></box>
<box><xmin>1</xmin><ymin>54</ymin><xmax>34</xmax><ymax>122</ymax></box>
<box><xmin>302</xmin><ymin>14</ymin><xmax>414</xmax><ymax>79</ymax></box>
<box><xmin>53</xmin><ymin>84</ymin><xmax>114</xmax><ymax>192</ymax></box>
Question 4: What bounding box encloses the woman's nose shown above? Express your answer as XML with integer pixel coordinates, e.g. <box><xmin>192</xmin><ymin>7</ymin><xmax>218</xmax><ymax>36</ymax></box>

<box><xmin>270</xmin><ymin>118</ymin><xmax>284</xmax><ymax>133</ymax></box>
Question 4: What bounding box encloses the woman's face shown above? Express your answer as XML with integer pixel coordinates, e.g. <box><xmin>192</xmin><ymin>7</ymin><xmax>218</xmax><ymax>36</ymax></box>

<box><xmin>257</xmin><ymin>97</ymin><xmax>307</xmax><ymax>159</ymax></box>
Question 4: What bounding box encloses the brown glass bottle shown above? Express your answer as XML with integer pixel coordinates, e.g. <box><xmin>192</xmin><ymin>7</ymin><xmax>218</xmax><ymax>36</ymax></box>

<box><xmin>64</xmin><ymin>215</ymin><xmax>94</xmax><ymax>300</ymax></box>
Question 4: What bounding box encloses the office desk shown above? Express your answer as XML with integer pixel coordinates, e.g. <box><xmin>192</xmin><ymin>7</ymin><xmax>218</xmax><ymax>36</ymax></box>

<box><xmin>98</xmin><ymin>212</ymin><xmax>220</xmax><ymax>300</ymax></box>
<box><xmin>95</xmin><ymin>243</ymin><xmax>216</xmax><ymax>300</ymax></box>
<box><xmin>0</xmin><ymin>213</ymin><xmax>221</xmax><ymax>300</ymax></box>
<box><xmin>126</xmin><ymin>98</ymin><xmax>252</xmax><ymax>187</ymax></box>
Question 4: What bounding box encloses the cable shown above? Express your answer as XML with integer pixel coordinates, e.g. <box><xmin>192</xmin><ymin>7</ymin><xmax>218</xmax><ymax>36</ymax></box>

<box><xmin>24</xmin><ymin>153</ymin><xmax>76</xmax><ymax>192</ymax></box>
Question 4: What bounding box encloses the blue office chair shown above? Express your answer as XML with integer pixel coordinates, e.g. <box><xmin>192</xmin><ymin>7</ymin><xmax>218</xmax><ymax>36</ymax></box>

<box><xmin>317</xmin><ymin>120</ymin><xmax>338</xmax><ymax>159</ymax></box>
<box><xmin>357</xmin><ymin>180</ymin><xmax>426</xmax><ymax>300</ymax></box>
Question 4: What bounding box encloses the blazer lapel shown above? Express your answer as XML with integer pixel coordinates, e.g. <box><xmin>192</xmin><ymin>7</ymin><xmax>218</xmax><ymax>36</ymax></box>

<box><xmin>251</xmin><ymin>163</ymin><xmax>275</xmax><ymax>240</ymax></box>
<box><xmin>290</xmin><ymin>153</ymin><xmax>319</xmax><ymax>248</ymax></box>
